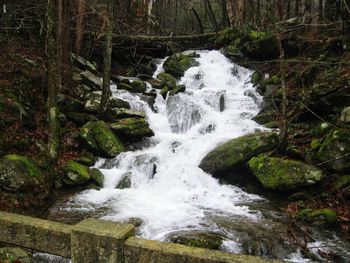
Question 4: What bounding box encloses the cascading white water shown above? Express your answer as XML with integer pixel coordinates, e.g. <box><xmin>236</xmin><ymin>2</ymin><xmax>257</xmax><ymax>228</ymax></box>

<box><xmin>65</xmin><ymin>50</ymin><xmax>266</xmax><ymax>245</ymax></box>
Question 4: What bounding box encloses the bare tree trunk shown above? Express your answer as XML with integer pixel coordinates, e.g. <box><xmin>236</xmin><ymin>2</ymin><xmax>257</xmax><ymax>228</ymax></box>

<box><xmin>47</xmin><ymin>0</ymin><xmax>60</xmax><ymax>161</ymax></box>
<box><xmin>100</xmin><ymin>0</ymin><xmax>114</xmax><ymax>114</ymax></box>
<box><xmin>75</xmin><ymin>0</ymin><xmax>86</xmax><ymax>55</ymax></box>
<box><xmin>226</xmin><ymin>0</ymin><xmax>234</xmax><ymax>27</ymax></box>
<box><xmin>58</xmin><ymin>0</ymin><xmax>71</xmax><ymax>86</ymax></box>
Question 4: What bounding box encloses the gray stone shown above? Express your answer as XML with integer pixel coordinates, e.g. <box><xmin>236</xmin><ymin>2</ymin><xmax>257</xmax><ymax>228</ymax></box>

<box><xmin>199</xmin><ymin>132</ymin><xmax>279</xmax><ymax>176</ymax></box>
<box><xmin>80</xmin><ymin>71</ymin><xmax>102</xmax><ymax>90</ymax></box>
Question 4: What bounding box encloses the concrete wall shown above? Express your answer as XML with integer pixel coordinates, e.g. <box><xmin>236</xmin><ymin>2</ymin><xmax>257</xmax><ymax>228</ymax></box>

<box><xmin>0</xmin><ymin>211</ymin><xmax>281</xmax><ymax>263</ymax></box>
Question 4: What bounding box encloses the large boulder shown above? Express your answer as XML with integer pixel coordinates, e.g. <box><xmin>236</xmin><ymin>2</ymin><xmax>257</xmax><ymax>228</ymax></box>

<box><xmin>317</xmin><ymin>129</ymin><xmax>350</xmax><ymax>172</ymax></box>
<box><xmin>80</xmin><ymin>70</ymin><xmax>102</xmax><ymax>90</ymax></box>
<box><xmin>248</xmin><ymin>156</ymin><xmax>324</xmax><ymax>190</ymax></box>
<box><xmin>163</xmin><ymin>53</ymin><xmax>198</xmax><ymax>78</ymax></box>
<box><xmin>64</xmin><ymin>160</ymin><xmax>91</xmax><ymax>185</ymax></box>
<box><xmin>80</xmin><ymin>121</ymin><xmax>125</xmax><ymax>158</ymax></box>
<box><xmin>199</xmin><ymin>132</ymin><xmax>279</xmax><ymax>175</ymax></box>
<box><xmin>110</xmin><ymin>117</ymin><xmax>154</xmax><ymax>139</ymax></box>
<box><xmin>157</xmin><ymin>72</ymin><xmax>177</xmax><ymax>89</ymax></box>
<box><xmin>0</xmin><ymin>155</ymin><xmax>43</xmax><ymax>192</ymax></box>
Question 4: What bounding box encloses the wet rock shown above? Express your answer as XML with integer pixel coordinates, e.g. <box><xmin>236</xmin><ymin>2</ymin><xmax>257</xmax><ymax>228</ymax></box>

<box><xmin>163</xmin><ymin>53</ymin><xmax>198</xmax><ymax>78</ymax></box>
<box><xmin>219</xmin><ymin>94</ymin><xmax>225</xmax><ymax>112</ymax></box>
<box><xmin>64</xmin><ymin>160</ymin><xmax>91</xmax><ymax>185</ymax></box>
<box><xmin>124</xmin><ymin>217</ymin><xmax>143</xmax><ymax>227</ymax></box>
<box><xmin>89</xmin><ymin>168</ymin><xmax>104</xmax><ymax>187</ymax></box>
<box><xmin>157</xmin><ymin>72</ymin><xmax>177</xmax><ymax>89</ymax></box>
<box><xmin>80</xmin><ymin>70</ymin><xmax>102</xmax><ymax>90</ymax></box>
<box><xmin>0</xmin><ymin>247</ymin><xmax>32</xmax><ymax>263</ymax></box>
<box><xmin>0</xmin><ymin>154</ymin><xmax>43</xmax><ymax>192</ymax></box>
<box><xmin>111</xmin><ymin>108</ymin><xmax>146</xmax><ymax>119</ymax></box>
<box><xmin>248</xmin><ymin>156</ymin><xmax>324</xmax><ymax>190</ymax></box>
<box><xmin>297</xmin><ymin>208</ymin><xmax>337</xmax><ymax>226</ymax></box>
<box><xmin>109</xmin><ymin>98</ymin><xmax>130</xmax><ymax>109</ymax></box>
<box><xmin>146</xmin><ymin>78</ymin><xmax>164</xmax><ymax>89</ymax></box>
<box><xmin>130</xmin><ymin>80</ymin><xmax>146</xmax><ymax>93</ymax></box>
<box><xmin>160</xmin><ymin>86</ymin><xmax>169</xmax><ymax>99</ymax></box>
<box><xmin>118</xmin><ymin>82</ymin><xmax>133</xmax><ymax>93</ymax></box>
<box><xmin>253</xmin><ymin>110</ymin><xmax>276</xmax><ymax>125</ymax></box>
<box><xmin>116</xmin><ymin>173</ymin><xmax>132</xmax><ymax>189</ymax></box>
<box><xmin>168</xmin><ymin>231</ymin><xmax>223</xmax><ymax>250</ymax></box>
<box><xmin>317</xmin><ymin>129</ymin><xmax>350</xmax><ymax>172</ymax></box>
<box><xmin>80</xmin><ymin>121</ymin><xmax>125</xmax><ymax>158</ymax></box>
<box><xmin>169</xmin><ymin>85</ymin><xmax>186</xmax><ymax>96</ymax></box>
<box><xmin>199</xmin><ymin>132</ymin><xmax>279</xmax><ymax>176</ymax></box>
<box><xmin>110</xmin><ymin>117</ymin><xmax>154</xmax><ymax>139</ymax></box>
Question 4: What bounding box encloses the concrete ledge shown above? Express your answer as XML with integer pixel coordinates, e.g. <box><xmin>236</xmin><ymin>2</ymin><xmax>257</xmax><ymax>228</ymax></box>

<box><xmin>0</xmin><ymin>211</ymin><xmax>72</xmax><ymax>257</ymax></box>
<box><xmin>71</xmin><ymin>218</ymin><xmax>135</xmax><ymax>263</ymax></box>
<box><xmin>0</xmin><ymin>212</ymin><xmax>283</xmax><ymax>262</ymax></box>
<box><xmin>124</xmin><ymin>237</ymin><xmax>281</xmax><ymax>263</ymax></box>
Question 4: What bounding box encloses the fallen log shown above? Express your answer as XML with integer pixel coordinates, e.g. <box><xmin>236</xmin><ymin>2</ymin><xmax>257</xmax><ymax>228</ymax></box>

<box><xmin>112</xmin><ymin>33</ymin><xmax>216</xmax><ymax>42</ymax></box>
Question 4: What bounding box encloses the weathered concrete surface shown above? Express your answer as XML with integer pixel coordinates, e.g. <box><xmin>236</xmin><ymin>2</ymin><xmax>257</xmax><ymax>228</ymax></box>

<box><xmin>71</xmin><ymin>218</ymin><xmax>135</xmax><ymax>263</ymax></box>
<box><xmin>124</xmin><ymin>237</ymin><xmax>281</xmax><ymax>263</ymax></box>
<box><xmin>0</xmin><ymin>211</ymin><xmax>72</xmax><ymax>257</ymax></box>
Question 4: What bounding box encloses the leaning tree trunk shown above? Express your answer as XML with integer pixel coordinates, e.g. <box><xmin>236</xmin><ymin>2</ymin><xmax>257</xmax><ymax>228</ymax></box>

<box><xmin>100</xmin><ymin>0</ymin><xmax>114</xmax><ymax>114</ymax></box>
<box><xmin>47</xmin><ymin>0</ymin><xmax>60</xmax><ymax>161</ymax></box>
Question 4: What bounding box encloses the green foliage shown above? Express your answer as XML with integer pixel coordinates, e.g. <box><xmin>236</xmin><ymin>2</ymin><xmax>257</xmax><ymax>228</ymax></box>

<box><xmin>297</xmin><ymin>208</ymin><xmax>337</xmax><ymax>225</ymax></box>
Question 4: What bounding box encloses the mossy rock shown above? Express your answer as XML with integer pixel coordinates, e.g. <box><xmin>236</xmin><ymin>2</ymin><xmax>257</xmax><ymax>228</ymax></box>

<box><xmin>110</xmin><ymin>117</ymin><xmax>154</xmax><ymax>139</ymax></box>
<box><xmin>168</xmin><ymin>231</ymin><xmax>223</xmax><ymax>250</ymax></box>
<box><xmin>147</xmin><ymin>78</ymin><xmax>164</xmax><ymax>89</ymax></box>
<box><xmin>64</xmin><ymin>160</ymin><xmax>90</xmax><ymax>185</ymax></box>
<box><xmin>80</xmin><ymin>121</ymin><xmax>125</xmax><ymax>158</ymax></box>
<box><xmin>169</xmin><ymin>85</ymin><xmax>186</xmax><ymax>96</ymax></box>
<box><xmin>111</xmin><ymin>108</ymin><xmax>146</xmax><ymax>119</ymax></box>
<box><xmin>296</xmin><ymin>208</ymin><xmax>337</xmax><ymax>226</ymax></box>
<box><xmin>241</xmin><ymin>32</ymin><xmax>279</xmax><ymax>61</ymax></box>
<box><xmin>339</xmin><ymin>106</ymin><xmax>350</xmax><ymax>124</ymax></box>
<box><xmin>0</xmin><ymin>154</ymin><xmax>43</xmax><ymax>192</ymax></box>
<box><xmin>157</xmin><ymin>72</ymin><xmax>177</xmax><ymax>89</ymax></box>
<box><xmin>248</xmin><ymin>156</ymin><xmax>324</xmax><ymax>191</ymax></box>
<box><xmin>199</xmin><ymin>132</ymin><xmax>279</xmax><ymax>176</ymax></box>
<box><xmin>109</xmin><ymin>98</ymin><xmax>130</xmax><ymax>109</ymax></box>
<box><xmin>130</xmin><ymin>80</ymin><xmax>146</xmax><ymax>93</ymax></box>
<box><xmin>89</xmin><ymin>168</ymin><xmax>104</xmax><ymax>187</ymax></box>
<box><xmin>160</xmin><ymin>86</ymin><xmax>169</xmax><ymax>99</ymax></box>
<box><xmin>75</xmin><ymin>152</ymin><xmax>96</xmax><ymax>166</ymax></box>
<box><xmin>317</xmin><ymin>129</ymin><xmax>350</xmax><ymax>172</ymax></box>
<box><xmin>163</xmin><ymin>53</ymin><xmax>198</xmax><ymax>78</ymax></box>
<box><xmin>251</xmin><ymin>72</ymin><xmax>262</xmax><ymax>86</ymax></box>
<box><xmin>118</xmin><ymin>82</ymin><xmax>134</xmax><ymax>92</ymax></box>
<box><xmin>116</xmin><ymin>173</ymin><xmax>132</xmax><ymax>189</ymax></box>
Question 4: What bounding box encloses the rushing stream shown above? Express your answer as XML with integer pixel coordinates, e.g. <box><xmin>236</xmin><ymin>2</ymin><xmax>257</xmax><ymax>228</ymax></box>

<box><xmin>49</xmin><ymin>50</ymin><xmax>350</xmax><ymax>262</ymax></box>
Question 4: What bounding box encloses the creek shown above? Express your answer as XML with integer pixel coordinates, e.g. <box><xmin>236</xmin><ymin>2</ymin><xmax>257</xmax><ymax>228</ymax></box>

<box><xmin>49</xmin><ymin>50</ymin><xmax>350</xmax><ymax>263</ymax></box>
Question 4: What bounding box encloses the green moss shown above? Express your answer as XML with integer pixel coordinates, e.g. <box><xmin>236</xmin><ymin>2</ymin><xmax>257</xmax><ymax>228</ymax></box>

<box><xmin>169</xmin><ymin>85</ymin><xmax>186</xmax><ymax>96</ymax></box>
<box><xmin>64</xmin><ymin>160</ymin><xmax>90</xmax><ymax>185</ymax></box>
<box><xmin>80</xmin><ymin>121</ymin><xmax>125</xmax><ymax>158</ymax></box>
<box><xmin>163</xmin><ymin>53</ymin><xmax>198</xmax><ymax>78</ymax></box>
<box><xmin>130</xmin><ymin>80</ymin><xmax>146</xmax><ymax>93</ymax></box>
<box><xmin>110</xmin><ymin>118</ymin><xmax>154</xmax><ymax>137</ymax></box>
<box><xmin>89</xmin><ymin>168</ymin><xmax>104</xmax><ymax>187</ymax></box>
<box><xmin>334</xmin><ymin>175</ymin><xmax>350</xmax><ymax>190</ymax></box>
<box><xmin>170</xmin><ymin>232</ymin><xmax>223</xmax><ymax>250</ymax></box>
<box><xmin>251</xmin><ymin>72</ymin><xmax>262</xmax><ymax>86</ymax></box>
<box><xmin>160</xmin><ymin>86</ymin><xmax>169</xmax><ymax>99</ymax></box>
<box><xmin>248</xmin><ymin>155</ymin><xmax>324</xmax><ymax>190</ymax></box>
<box><xmin>93</xmin><ymin>121</ymin><xmax>125</xmax><ymax>157</ymax></box>
<box><xmin>297</xmin><ymin>208</ymin><xmax>337</xmax><ymax>225</ymax></box>
<box><xmin>310</xmin><ymin>139</ymin><xmax>320</xmax><ymax>150</ymax></box>
<box><xmin>199</xmin><ymin>132</ymin><xmax>279</xmax><ymax>175</ymax></box>
<box><xmin>5</xmin><ymin>155</ymin><xmax>39</xmax><ymax>178</ymax></box>
<box><xmin>157</xmin><ymin>72</ymin><xmax>177</xmax><ymax>89</ymax></box>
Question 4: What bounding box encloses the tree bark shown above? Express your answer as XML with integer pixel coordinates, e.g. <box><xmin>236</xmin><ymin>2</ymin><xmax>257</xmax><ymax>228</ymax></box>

<box><xmin>100</xmin><ymin>0</ymin><xmax>114</xmax><ymax>114</ymax></box>
<box><xmin>75</xmin><ymin>0</ymin><xmax>86</xmax><ymax>56</ymax></box>
<box><xmin>47</xmin><ymin>0</ymin><xmax>60</xmax><ymax>161</ymax></box>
